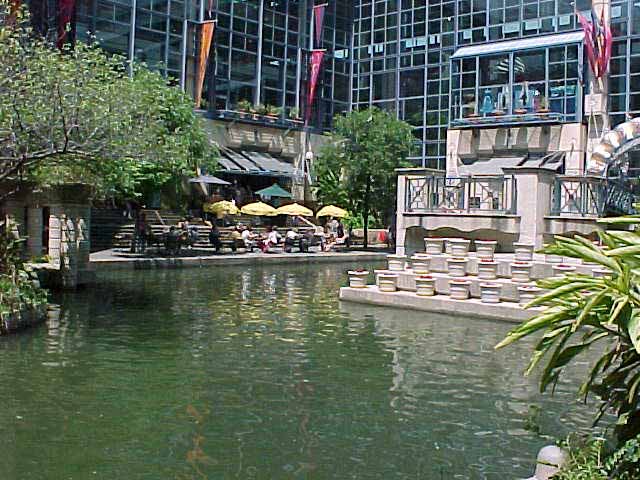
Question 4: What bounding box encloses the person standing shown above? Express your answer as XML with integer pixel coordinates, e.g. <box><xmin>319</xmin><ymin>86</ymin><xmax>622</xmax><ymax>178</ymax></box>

<box><xmin>132</xmin><ymin>212</ymin><xmax>147</xmax><ymax>253</ymax></box>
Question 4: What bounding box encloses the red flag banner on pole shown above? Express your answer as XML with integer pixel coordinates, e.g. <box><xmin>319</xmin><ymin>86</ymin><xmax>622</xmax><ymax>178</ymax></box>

<box><xmin>56</xmin><ymin>0</ymin><xmax>75</xmax><ymax>49</ymax></box>
<box><xmin>313</xmin><ymin>4</ymin><xmax>327</xmax><ymax>49</ymax></box>
<box><xmin>598</xmin><ymin>8</ymin><xmax>612</xmax><ymax>78</ymax></box>
<box><xmin>194</xmin><ymin>20</ymin><xmax>216</xmax><ymax>109</ymax></box>
<box><xmin>577</xmin><ymin>10</ymin><xmax>611</xmax><ymax>79</ymax></box>
<box><xmin>305</xmin><ymin>49</ymin><xmax>325</xmax><ymax>125</ymax></box>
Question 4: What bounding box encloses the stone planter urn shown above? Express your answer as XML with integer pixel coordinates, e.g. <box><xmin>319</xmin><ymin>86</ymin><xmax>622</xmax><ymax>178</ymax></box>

<box><xmin>518</xmin><ymin>285</ymin><xmax>543</xmax><ymax>306</ymax></box>
<box><xmin>477</xmin><ymin>259</ymin><xmax>498</xmax><ymax>280</ymax></box>
<box><xmin>480</xmin><ymin>283</ymin><xmax>501</xmax><ymax>304</ymax></box>
<box><xmin>444</xmin><ymin>238</ymin><xmax>457</xmax><ymax>255</ymax></box>
<box><xmin>446</xmin><ymin>257</ymin><xmax>468</xmax><ymax>277</ymax></box>
<box><xmin>513</xmin><ymin>242</ymin><xmax>535</xmax><ymax>261</ymax></box>
<box><xmin>593</xmin><ymin>268</ymin><xmax>612</xmax><ymax>278</ymax></box>
<box><xmin>545</xmin><ymin>253</ymin><xmax>564</xmax><ymax>263</ymax></box>
<box><xmin>552</xmin><ymin>264</ymin><xmax>576</xmax><ymax>277</ymax></box>
<box><xmin>511</xmin><ymin>261</ymin><xmax>533</xmax><ymax>283</ymax></box>
<box><xmin>449</xmin><ymin>279</ymin><xmax>471</xmax><ymax>300</ymax></box>
<box><xmin>377</xmin><ymin>273</ymin><xmax>399</xmax><ymax>292</ymax></box>
<box><xmin>475</xmin><ymin>240</ymin><xmax>497</xmax><ymax>260</ymax></box>
<box><xmin>410</xmin><ymin>254</ymin><xmax>431</xmax><ymax>274</ymax></box>
<box><xmin>415</xmin><ymin>275</ymin><xmax>436</xmax><ymax>296</ymax></box>
<box><xmin>424</xmin><ymin>237</ymin><xmax>445</xmax><ymax>255</ymax></box>
<box><xmin>387</xmin><ymin>255</ymin><xmax>406</xmax><ymax>272</ymax></box>
<box><xmin>347</xmin><ymin>270</ymin><xmax>369</xmax><ymax>288</ymax></box>
<box><xmin>449</xmin><ymin>238</ymin><xmax>471</xmax><ymax>257</ymax></box>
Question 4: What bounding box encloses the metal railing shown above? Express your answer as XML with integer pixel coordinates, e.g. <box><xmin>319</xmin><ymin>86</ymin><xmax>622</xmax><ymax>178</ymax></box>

<box><xmin>552</xmin><ymin>176</ymin><xmax>637</xmax><ymax>216</ymax></box>
<box><xmin>405</xmin><ymin>175</ymin><xmax>517</xmax><ymax>214</ymax></box>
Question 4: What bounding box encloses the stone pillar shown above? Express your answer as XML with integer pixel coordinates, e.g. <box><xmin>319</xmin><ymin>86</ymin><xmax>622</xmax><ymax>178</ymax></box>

<box><xmin>502</xmin><ymin>167</ymin><xmax>555</xmax><ymax>249</ymax></box>
<box><xmin>26</xmin><ymin>207</ymin><xmax>43</xmax><ymax>258</ymax></box>
<box><xmin>395</xmin><ymin>173</ymin><xmax>407</xmax><ymax>256</ymax></box>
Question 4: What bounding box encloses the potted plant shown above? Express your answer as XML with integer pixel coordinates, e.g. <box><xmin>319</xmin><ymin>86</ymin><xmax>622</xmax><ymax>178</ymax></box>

<box><xmin>251</xmin><ymin>103</ymin><xmax>265</xmax><ymax>120</ymax></box>
<box><xmin>237</xmin><ymin>99</ymin><xmax>252</xmax><ymax>118</ymax></box>
<box><xmin>449</xmin><ymin>238</ymin><xmax>471</xmax><ymax>257</ymax></box>
<box><xmin>265</xmin><ymin>105</ymin><xmax>281</xmax><ymax>123</ymax></box>
<box><xmin>347</xmin><ymin>268</ymin><xmax>370</xmax><ymax>288</ymax></box>
<box><xmin>424</xmin><ymin>237</ymin><xmax>445</xmax><ymax>255</ymax></box>
<box><xmin>517</xmin><ymin>285</ymin><xmax>542</xmax><ymax>306</ymax></box>
<box><xmin>288</xmin><ymin>107</ymin><xmax>302</xmax><ymax>122</ymax></box>
<box><xmin>475</xmin><ymin>240</ymin><xmax>497</xmax><ymax>260</ymax></box>
<box><xmin>387</xmin><ymin>254</ymin><xmax>406</xmax><ymax>272</ymax></box>
<box><xmin>446</xmin><ymin>257</ymin><xmax>468</xmax><ymax>277</ymax></box>
<box><xmin>480</xmin><ymin>283</ymin><xmax>501</xmax><ymax>304</ymax></box>
<box><xmin>410</xmin><ymin>254</ymin><xmax>431</xmax><ymax>274</ymax></box>
<box><xmin>537</xmin><ymin>95</ymin><xmax>550</xmax><ymax>115</ymax></box>
<box><xmin>513</xmin><ymin>242</ymin><xmax>535</xmax><ymax>262</ymax></box>
<box><xmin>552</xmin><ymin>264</ymin><xmax>576</xmax><ymax>277</ymax></box>
<box><xmin>415</xmin><ymin>275</ymin><xmax>436</xmax><ymax>297</ymax></box>
<box><xmin>449</xmin><ymin>279</ymin><xmax>471</xmax><ymax>300</ymax></box>
<box><xmin>477</xmin><ymin>259</ymin><xmax>499</xmax><ymax>280</ymax></box>
<box><xmin>511</xmin><ymin>261</ymin><xmax>534</xmax><ymax>283</ymax></box>
<box><xmin>377</xmin><ymin>272</ymin><xmax>399</xmax><ymax>292</ymax></box>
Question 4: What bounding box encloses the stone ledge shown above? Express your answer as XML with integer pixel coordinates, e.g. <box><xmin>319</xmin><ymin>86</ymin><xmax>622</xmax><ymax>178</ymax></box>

<box><xmin>339</xmin><ymin>286</ymin><xmax>541</xmax><ymax>323</ymax></box>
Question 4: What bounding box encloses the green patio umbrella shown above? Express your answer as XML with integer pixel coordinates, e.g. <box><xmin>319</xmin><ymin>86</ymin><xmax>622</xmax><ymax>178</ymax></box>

<box><xmin>255</xmin><ymin>183</ymin><xmax>293</xmax><ymax>199</ymax></box>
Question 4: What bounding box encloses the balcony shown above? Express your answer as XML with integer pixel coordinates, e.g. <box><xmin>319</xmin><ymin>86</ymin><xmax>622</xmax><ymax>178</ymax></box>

<box><xmin>405</xmin><ymin>175</ymin><xmax>517</xmax><ymax>214</ymax></box>
<box><xmin>551</xmin><ymin>175</ymin><xmax>637</xmax><ymax>217</ymax></box>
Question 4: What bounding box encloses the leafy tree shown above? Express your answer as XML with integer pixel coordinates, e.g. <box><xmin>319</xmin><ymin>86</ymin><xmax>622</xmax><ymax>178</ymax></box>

<box><xmin>0</xmin><ymin>2</ymin><xmax>217</xmax><ymax>202</ymax></box>
<box><xmin>496</xmin><ymin>209</ymin><xmax>640</xmax><ymax>442</ymax></box>
<box><xmin>314</xmin><ymin>107</ymin><xmax>415</xmax><ymax>247</ymax></box>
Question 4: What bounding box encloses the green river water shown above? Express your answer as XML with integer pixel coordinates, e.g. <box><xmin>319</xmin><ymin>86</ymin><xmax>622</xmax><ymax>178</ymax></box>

<box><xmin>0</xmin><ymin>262</ymin><xmax>598</xmax><ymax>479</ymax></box>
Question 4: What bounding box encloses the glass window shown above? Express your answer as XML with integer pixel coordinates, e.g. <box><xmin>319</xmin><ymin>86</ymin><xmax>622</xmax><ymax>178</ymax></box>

<box><xmin>399</xmin><ymin>69</ymin><xmax>425</xmax><ymax>97</ymax></box>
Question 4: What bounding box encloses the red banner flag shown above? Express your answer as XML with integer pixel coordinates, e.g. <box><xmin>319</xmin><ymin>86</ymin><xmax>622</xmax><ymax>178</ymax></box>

<box><xmin>598</xmin><ymin>8</ymin><xmax>612</xmax><ymax>78</ymax></box>
<box><xmin>577</xmin><ymin>10</ymin><xmax>612</xmax><ymax>79</ymax></box>
<box><xmin>56</xmin><ymin>0</ymin><xmax>75</xmax><ymax>49</ymax></box>
<box><xmin>194</xmin><ymin>20</ymin><xmax>216</xmax><ymax>109</ymax></box>
<box><xmin>313</xmin><ymin>4</ymin><xmax>327</xmax><ymax>49</ymax></box>
<box><xmin>305</xmin><ymin>49</ymin><xmax>325</xmax><ymax>125</ymax></box>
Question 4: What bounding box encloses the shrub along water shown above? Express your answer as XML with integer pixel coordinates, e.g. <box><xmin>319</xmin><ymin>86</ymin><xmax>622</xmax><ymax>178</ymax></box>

<box><xmin>0</xmin><ymin>220</ymin><xmax>47</xmax><ymax>328</ymax></box>
<box><xmin>495</xmin><ymin>207</ymin><xmax>640</xmax><ymax>475</ymax></box>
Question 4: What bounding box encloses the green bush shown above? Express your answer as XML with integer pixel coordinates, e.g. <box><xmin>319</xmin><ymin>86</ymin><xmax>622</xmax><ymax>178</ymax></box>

<box><xmin>553</xmin><ymin>436</ymin><xmax>608</xmax><ymax>480</ymax></box>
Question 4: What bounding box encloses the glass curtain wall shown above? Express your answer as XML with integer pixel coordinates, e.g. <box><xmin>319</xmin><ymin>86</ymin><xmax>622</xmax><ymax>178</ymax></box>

<box><xmin>205</xmin><ymin>0</ymin><xmax>352</xmax><ymax>129</ymax></box>
<box><xmin>352</xmin><ymin>0</ymin><xmax>592</xmax><ymax>169</ymax></box>
<box><xmin>75</xmin><ymin>0</ymin><xmax>199</xmax><ymax>81</ymax></box>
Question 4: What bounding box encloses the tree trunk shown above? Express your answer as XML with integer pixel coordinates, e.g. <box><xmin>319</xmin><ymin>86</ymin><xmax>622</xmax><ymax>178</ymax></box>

<box><xmin>363</xmin><ymin>177</ymin><xmax>370</xmax><ymax>249</ymax></box>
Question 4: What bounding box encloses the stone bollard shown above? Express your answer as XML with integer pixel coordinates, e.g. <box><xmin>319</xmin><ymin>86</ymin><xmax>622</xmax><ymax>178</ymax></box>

<box><xmin>524</xmin><ymin>445</ymin><xmax>567</xmax><ymax>480</ymax></box>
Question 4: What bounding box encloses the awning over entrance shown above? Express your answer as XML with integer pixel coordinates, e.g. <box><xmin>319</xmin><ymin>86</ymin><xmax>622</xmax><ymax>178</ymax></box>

<box><xmin>459</xmin><ymin>156</ymin><xmax>525</xmax><ymax>175</ymax></box>
<box><xmin>217</xmin><ymin>147</ymin><xmax>297</xmax><ymax>177</ymax></box>
<box><xmin>451</xmin><ymin>31</ymin><xmax>584</xmax><ymax>58</ymax></box>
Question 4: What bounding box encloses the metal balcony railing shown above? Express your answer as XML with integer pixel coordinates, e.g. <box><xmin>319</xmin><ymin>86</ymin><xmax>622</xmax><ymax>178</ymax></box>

<box><xmin>405</xmin><ymin>175</ymin><xmax>517</xmax><ymax>214</ymax></box>
<box><xmin>551</xmin><ymin>176</ymin><xmax>636</xmax><ymax>216</ymax></box>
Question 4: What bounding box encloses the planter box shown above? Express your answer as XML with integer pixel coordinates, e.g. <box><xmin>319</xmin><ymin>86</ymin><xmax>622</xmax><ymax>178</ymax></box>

<box><xmin>545</xmin><ymin>253</ymin><xmax>564</xmax><ymax>263</ymax></box>
<box><xmin>445</xmin><ymin>238</ymin><xmax>460</xmax><ymax>255</ymax></box>
<box><xmin>511</xmin><ymin>262</ymin><xmax>533</xmax><ymax>283</ymax></box>
<box><xmin>477</xmin><ymin>260</ymin><xmax>498</xmax><ymax>280</ymax></box>
<box><xmin>449</xmin><ymin>238</ymin><xmax>471</xmax><ymax>257</ymax></box>
<box><xmin>480</xmin><ymin>283</ymin><xmax>501</xmax><ymax>304</ymax></box>
<box><xmin>415</xmin><ymin>275</ymin><xmax>436</xmax><ymax>296</ymax></box>
<box><xmin>449</xmin><ymin>280</ymin><xmax>471</xmax><ymax>300</ymax></box>
<box><xmin>518</xmin><ymin>286</ymin><xmax>543</xmax><ymax>306</ymax></box>
<box><xmin>424</xmin><ymin>237</ymin><xmax>445</xmax><ymax>255</ymax></box>
<box><xmin>475</xmin><ymin>240</ymin><xmax>497</xmax><ymax>260</ymax></box>
<box><xmin>513</xmin><ymin>243</ymin><xmax>535</xmax><ymax>261</ymax></box>
<box><xmin>377</xmin><ymin>273</ymin><xmax>399</xmax><ymax>292</ymax></box>
<box><xmin>410</xmin><ymin>254</ymin><xmax>431</xmax><ymax>274</ymax></box>
<box><xmin>447</xmin><ymin>257</ymin><xmax>468</xmax><ymax>277</ymax></box>
<box><xmin>387</xmin><ymin>255</ymin><xmax>406</xmax><ymax>272</ymax></box>
<box><xmin>347</xmin><ymin>271</ymin><xmax>369</xmax><ymax>288</ymax></box>
<box><xmin>593</xmin><ymin>268</ymin><xmax>612</xmax><ymax>278</ymax></box>
<box><xmin>552</xmin><ymin>264</ymin><xmax>576</xmax><ymax>277</ymax></box>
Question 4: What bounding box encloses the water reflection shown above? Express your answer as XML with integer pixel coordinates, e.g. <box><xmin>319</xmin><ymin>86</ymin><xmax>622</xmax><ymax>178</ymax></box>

<box><xmin>0</xmin><ymin>263</ymin><xmax>598</xmax><ymax>480</ymax></box>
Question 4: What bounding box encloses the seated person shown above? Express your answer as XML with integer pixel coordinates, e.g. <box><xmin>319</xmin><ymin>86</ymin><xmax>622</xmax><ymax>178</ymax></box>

<box><xmin>241</xmin><ymin>226</ymin><xmax>257</xmax><ymax>252</ymax></box>
<box><xmin>323</xmin><ymin>233</ymin><xmax>337</xmax><ymax>252</ymax></box>
<box><xmin>165</xmin><ymin>226</ymin><xmax>182</xmax><ymax>256</ymax></box>
<box><xmin>230</xmin><ymin>226</ymin><xmax>243</xmax><ymax>252</ymax></box>
<box><xmin>284</xmin><ymin>228</ymin><xmax>300</xmax><ymax>253</ymax></box>
<box><xmin>335</xmin><ymin>222</ymin><xmax>350</xmax><ymax>247</ymax></box>
<box><xmin>208</xmin><ymin>224</ymin><xmax>222</xmax><ymax>253</ymax></box>
<box><xmin>261</xmin><ymin>226</ymin><xmax>281</xmax><ymax>253</ymax></box>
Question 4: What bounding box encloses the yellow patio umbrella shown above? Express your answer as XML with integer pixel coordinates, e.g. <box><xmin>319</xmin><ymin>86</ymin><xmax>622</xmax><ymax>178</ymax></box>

<box><xmin>240</xmin><ymin>201</ymin><xmax>278</xmax><ymax>216</ymax></box>
<box><xmin>316</xmin><ymin>205</ymin><xmax>348</xmax><ymax>218</ymax></box>
<box><xmin>275</xmin><ymin>203</ymin><xmax>314</xmax><ymax>217</ymax></box>
<box><xmin>204</xmin><ymin>200</ymin><xmax>239</xmax><ymax>215</ymax></box>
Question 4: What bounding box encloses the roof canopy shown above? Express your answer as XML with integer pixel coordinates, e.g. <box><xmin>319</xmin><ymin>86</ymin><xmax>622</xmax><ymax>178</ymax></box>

<box><xmin>217</xmin><ymin>148</ymin><xmax>296</xmax><ymax>178</ymax></box>
<box><xmin>451</xmin><ymin>31</ymin><xmax>584</xmax><ymax>58</ymax></box>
